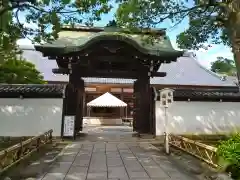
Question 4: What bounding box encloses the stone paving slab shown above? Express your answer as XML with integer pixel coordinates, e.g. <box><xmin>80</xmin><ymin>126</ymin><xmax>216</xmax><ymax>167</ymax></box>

<box><xmin>21</xmin><ymin>141</ymin><xmax>198</xmax><ymax>180</ymax></box>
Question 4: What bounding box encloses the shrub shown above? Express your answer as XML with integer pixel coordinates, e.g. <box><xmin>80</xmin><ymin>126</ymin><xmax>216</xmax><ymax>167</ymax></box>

<box><xmin>217</xmin><ymin>133</ymin><xmax>240</xmax><ymax>179</ymax></box>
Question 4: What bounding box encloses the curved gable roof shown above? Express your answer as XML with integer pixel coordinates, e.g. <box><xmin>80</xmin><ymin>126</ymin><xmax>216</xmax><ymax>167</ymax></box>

<box><xmin>35</xmin><ymin>30</ymin><xmax>183</xmax><ymax>59</ymax></box>
<box><xmin>19</xmin><ymin>45</ymin><xmax>236</xmax><ymax>87</ymax></box>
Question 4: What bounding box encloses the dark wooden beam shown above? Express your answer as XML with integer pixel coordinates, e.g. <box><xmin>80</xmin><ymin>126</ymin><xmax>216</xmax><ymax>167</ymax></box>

<box><xmin>52</xmin><ymin>68</ymin><xmax>166</xmax><ymax>78</ymax></box>
<box><xmin>53</xmin><ymin>68</ymin><xmax>139</xmax><ymax>79</ymax></box>
<box><xmin>80</xmin><ymin>56</ymin><xmax>137</xmax><ymax>62</ymax></box>
<box><xmin>53</xmin><ymin>68</ymin><xmax>69</xmax><ymax>74</ymax></box>
<box><xmin>151</xmin><ymin>72</ymin><xmax>166</xmax><ymax>77</ymax></box>
<box><xmin>55</xmin><ymin>54</ymin><xmax>169</xmax><ymax>63</ymax></box>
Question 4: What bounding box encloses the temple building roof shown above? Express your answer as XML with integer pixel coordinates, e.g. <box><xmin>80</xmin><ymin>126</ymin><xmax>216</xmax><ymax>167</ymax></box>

<box><xmin>20</xmin><ymin>45</ymin><xmax>237</xmax><ymax>88</ymax></box>
<box><xmin>151</xmin><ymin>52</ymin><xmax>236</xmax><ymax>87</ymax></box>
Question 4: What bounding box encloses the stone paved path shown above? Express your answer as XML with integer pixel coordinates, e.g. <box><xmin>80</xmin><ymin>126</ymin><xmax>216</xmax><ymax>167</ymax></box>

<box><xmin>39</xmin><ymin>142</ymin><xmax>196</xmax><ymax>180</ymax></box>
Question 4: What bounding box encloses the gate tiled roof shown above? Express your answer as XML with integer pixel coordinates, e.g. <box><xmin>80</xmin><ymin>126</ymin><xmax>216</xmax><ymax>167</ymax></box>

<box><xmin>35</xmin><ymin>32</ymin><xmax>183</xmax><ymax>58</ymax></box>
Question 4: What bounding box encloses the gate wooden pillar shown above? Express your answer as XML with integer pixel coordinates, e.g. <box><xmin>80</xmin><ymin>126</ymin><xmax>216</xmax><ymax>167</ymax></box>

<box><xmin>75</xmin><ymin>78</ymin><xmax>85</xmax><ymax>132</ymax></box>
<box><xmin>82</xmin><ymin>91</ymin><xmax>86</xmax><ymax>117</ymax></box>
<box><xmin>138</xmin><ymin>75</ymin><xmax>151</xmax><ymax>134</ymax></box>
<box><xmin>61</xmin><ymin>83</ymin><xmax>77</xmax><ymax>137</ymax></box>
<box><xmin>133</xmin><ymin>80</ymin><xmax>140</xmax><ymax>132</ymax></box>
<box><xmin>133</xmin><ymin>68</ymin><xmax>151</xmax><ymax>134</ymax></box>
<box><xmin>62</xmin><ymin>72</ymin><xmax>85</xmax><ymax>136</ymax></box>
<box><xmin>69</xmin><ymin>61</ymin><xmax>86</xmax><ymax>133</ymax></box>
<box><xmin>149</xmin><ymin>87</ymin><xmax>156</xmax><ymax>135</ymax></box>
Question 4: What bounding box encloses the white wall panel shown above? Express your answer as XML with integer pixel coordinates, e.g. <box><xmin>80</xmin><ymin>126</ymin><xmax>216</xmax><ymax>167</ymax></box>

<box><xmin>1</xmin><ymin>99</ymin><xmax>240</xmax><ymax>137</ymax></box>
<box><xmin>156</xmin><ymin>101</ymin><xmax>240</xmax><ymax>135</ymax></box>
<box><xmin>0</xmin><ymin>99</ymin><xmax>63</xmax><ymax>136</ymax></box>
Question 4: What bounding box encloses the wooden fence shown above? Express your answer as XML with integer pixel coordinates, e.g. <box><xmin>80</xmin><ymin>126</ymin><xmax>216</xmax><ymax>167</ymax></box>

<box><xmin>169</xmin><ymin>134</ymin><xmax>218</xmax><ymax>167</ymax></box>
<box><xmin>0</xmin><ymin>129</ymin><xmax>53</xmax><ymax>174</ymax></box>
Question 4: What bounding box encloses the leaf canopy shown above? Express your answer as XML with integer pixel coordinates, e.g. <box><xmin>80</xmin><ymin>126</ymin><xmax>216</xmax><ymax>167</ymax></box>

<box><xmin>115</xmin><ymin>0</ymin><xmax>239</xmax><ymax>50</ymax></box>
<box><xmin>0</xmin><ymin>57</ymin><xmax>45</xmax><ymax>84</ymax></box>
<box><xmin>210</xmin><ymin>57</ymin><xmax>236</xmax><ymax>76</ymax></box>
<box><xmin>0</xmin><ymin>0</ymin><xmax>114</xmax><ymax>45</ymax></box>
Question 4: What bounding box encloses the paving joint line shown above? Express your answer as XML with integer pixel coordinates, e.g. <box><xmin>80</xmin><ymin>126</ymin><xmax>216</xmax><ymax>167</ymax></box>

<box><xmin>63</xmin><ymin>143</ymin><xmax>83</xmax><ymax>180</ymax></box>
<box><xmin>116</xmin><ymin>143</ymin><xmax>131</xmax><ymax>180</ymax></box>
<box><xmin>105</xmin><ymin>142</ymin><xmax>108</xmax><ymax>179</ymax></box>
<box><xmin>142</xmin><ymin>143</ymin><xmax>172</xmax><ymax>178</ymax></box>
<box><xmin>127</xmin><ymin>143</ymin><xmax>151</xmax><ymax>179</ymax></box>
<box><xmin>40</xmin><ymin>142</ymin><xmax>75</xmax><ymax>180</ymax></box>
<box><xmin>150</xmin><ymin>143</ymin><xmax>196</xmax><ymax>179</ymax></box>
<box><xmin>84</xmin><ymin>143</ymin><xmax>94</xmax><ymax>180</ymax></box>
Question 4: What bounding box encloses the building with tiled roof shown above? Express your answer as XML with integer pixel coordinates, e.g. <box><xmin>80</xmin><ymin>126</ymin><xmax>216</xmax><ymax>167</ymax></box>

<box><xmin>0</xmin><ymin>44</ymin><xmax>239</xmax><ymax>130</ymax></box>
<box><xmin>20</xmin><ymin>45</ymin><xmax>237</xmax><ymax>88</ymax></box>
<box><xmin>1</xmin><ymin>26</ymin><xmax>240</xmax><ymax>136</ymax></box>
<box><xmin>3</xmin><ymin>44</ymin><xmax>234</xmax><ymax>103</ymax></box>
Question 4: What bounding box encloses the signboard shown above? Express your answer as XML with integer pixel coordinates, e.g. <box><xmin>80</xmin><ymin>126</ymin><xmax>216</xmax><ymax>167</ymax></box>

<box><xmin>159</xmin><ymin>88</ymin><xmax>174</xmax><ymax>108</ymax></box>
<box><xmin>63</xmin><ymin>116</ymin><xmax>75</xmax><ymax>137</ymax></box>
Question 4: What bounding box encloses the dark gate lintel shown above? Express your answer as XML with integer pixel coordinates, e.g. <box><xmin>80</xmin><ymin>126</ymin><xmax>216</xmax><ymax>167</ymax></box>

<box><xmin>152</xmin><ymin>72</ymin><xmax>166</xmax><ymax>77</ymax></box>
<box><xmin>52</xmin><ymin>55</ymin><xmax>172</xmax><ymax>65</ymax></box>
<box><xmin>52</xmin><ymin>68</ymin><xmax>166</xmax><ymax>78</ymax></box>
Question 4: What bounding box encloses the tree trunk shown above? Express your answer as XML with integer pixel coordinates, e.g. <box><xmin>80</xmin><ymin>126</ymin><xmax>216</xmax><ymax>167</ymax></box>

<box><xmin>228</xmin><ymin>9</ymin><xmax>240</xmax><ymax>85</ymax></box>
<box><xmin>0</xmin><ymin>0</ymin><xmax>11</xmax><ymax>62</ymax></box>
<box><xmin>0</xmin><ymin>0</ymin><xmax>9</xmax><ymax>37</ymax></box>
<box><xmin>232</xmin><ymin>42</ymin><xmax>240</xmax><ymax>85</ymax></box>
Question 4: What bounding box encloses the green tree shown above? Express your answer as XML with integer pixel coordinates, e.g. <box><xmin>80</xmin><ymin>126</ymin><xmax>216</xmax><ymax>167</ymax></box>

<box><xmin>106</xmin><ymin>20</ymin><xmax>118</xmax><ymax>27</ymax></box>
<box><xmin>2</xmin><ymin>0</ymin><xmax>240</xmax><ymax>82</ymax></box>
<box><xmin>115</xmin><ymin>0</ymin><xmax>240</xmax><ymax>81</ymax></box>
<box><xmin>0</xmin><ymin>0</ymin><xmax>112</xmax><ymax>84</ymax></box>
<box><xmin>0</xmin><ymin>0</ymin><xmax>113</xmax><ymax>47</ymax></box>
<box><xmin>210</xmin><ymin>57</ymin><xmax>236</xmax><ymax>75</ymax></box>
<box><xmin>0</xmin><ymin>46</ymin><xmax>45</xmax><ymax>84</ymax></box>
<box><xmin>0</xmin><ymin>58</ymin><xmax>45</xmax><ymax>84</ymax></box>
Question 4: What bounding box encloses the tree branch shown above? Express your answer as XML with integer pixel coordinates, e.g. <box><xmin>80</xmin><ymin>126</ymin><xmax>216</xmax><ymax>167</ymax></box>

<box><xmin>0</xmin><ymin>3</ymin><xmax>28</xmax><ymax>16</ymax></box>
<box><xmin>26</xmin><ymin>4</ymin><xmax>80</xmax><ymax>14</ymax></box>
<box><xmin>0</xmin><ymin>2</ymin><xmax>82</xmax><ymax>18</ymax></box>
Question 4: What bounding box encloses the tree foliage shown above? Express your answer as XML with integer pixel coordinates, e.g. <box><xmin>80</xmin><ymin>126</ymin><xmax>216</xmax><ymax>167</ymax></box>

<box><xmin>0</xmin><ymin>47</ymin><xmax>45</xmax><ymax>84</ymax></box>
<box><xmin>0</xmin><ymin>58</ymin><xmax>45</xmax><ymax>84</ymax></box>
<box><xmin>1</xmin><ymin>0</ymin><xmax>239</xmax><ymax>51</ymax></box>
<box><xmin>106</xmin><ymin>20</ymin><xmax>118</xmax><ymax>27</ymax></box>
<box><xmin>0</xmin><ymin>33</ymin><xmax>44</xmax><ymax>84</ymax></box>
<box><xmin>115</xmin><ymin>0</ymin><xmax>240</xmax><ymax>80</ymax></box>
<box><xmin>116</xmin><ymin>0</ymin><xmax>240</xmax><ymax>50</ymax></box>
<box><xmin>0</xmin><ymin>0</ymin><xmax>112</xmax><ymax>84</ymax></box>
<box><xmin>217</xmin><ymin>133</ymin><xmax>240</xmax><ymax>179</ymax></box>
<box><xmin>0</xmin><ymin>0</ymin><xmax>113</xmax><ymax>48</ymax></box>
<box><xmin>1</xmin><ymin>0</ymin><xmax>240</xmax><ymax>78</ymax></box>
<box><xmin>210</xmin><ymin>57</ymin><xmax>236</xmax><ymax>75</ymax></box>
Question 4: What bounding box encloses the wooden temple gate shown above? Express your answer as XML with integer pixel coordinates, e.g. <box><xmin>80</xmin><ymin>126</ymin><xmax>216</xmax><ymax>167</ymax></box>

<box><xmin>60</xmin><ymin>45</ymin><xmax>161</xmax><ymax>135</ymax></box>
<box><xmin>35</xmin><ymin>27</ymin><xmax>183</xmax><ymax>137</ymax></box>
<box><xmin>62</xmin><ymin>57</ymin><xmax>158</xmax><ymax>135</ymax></box>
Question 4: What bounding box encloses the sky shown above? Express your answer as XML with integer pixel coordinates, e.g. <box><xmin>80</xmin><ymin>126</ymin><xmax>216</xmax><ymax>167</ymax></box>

<box><xmin>16</xmin><ymin>3</ymin><xmax>234</xmax><ymax>69</ymax></box>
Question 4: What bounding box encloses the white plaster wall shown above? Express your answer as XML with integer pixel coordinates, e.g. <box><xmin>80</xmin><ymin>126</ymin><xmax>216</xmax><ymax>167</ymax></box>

<box><xmin>155</xmin><ymin>101</ymin><xmax>240</xmax><ymax>135</ymax></box>
<box><xmin>0</xmin><ymin>99</ymin><xmax>63</xmax><ymax>137</ymax></box>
